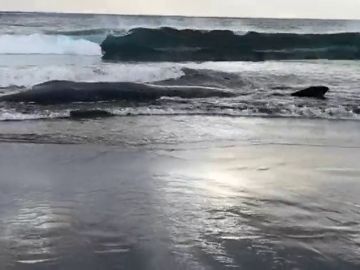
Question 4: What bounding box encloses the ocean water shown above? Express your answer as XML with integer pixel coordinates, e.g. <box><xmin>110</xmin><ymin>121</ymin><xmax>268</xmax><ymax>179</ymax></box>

<box><xmin>0</xmin><ymin>12</ymin><xmax>360</xmax><ymax>122</ymax></box>
<box><xmin>1</xmin><ymin>12</ymin><xmax>360</xmax><ymax>270</ymax></box>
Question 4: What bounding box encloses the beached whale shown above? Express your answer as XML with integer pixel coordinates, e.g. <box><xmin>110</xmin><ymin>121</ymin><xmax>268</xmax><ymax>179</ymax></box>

<box><xmin>291</xmin><ymin>86</ymin><xmax>329</xmax><ymax>99</ymax></box>
<box><xmin>0</xmin><ymin>80</ymin><xmax>235</xmax><ymax>104</ymax></box>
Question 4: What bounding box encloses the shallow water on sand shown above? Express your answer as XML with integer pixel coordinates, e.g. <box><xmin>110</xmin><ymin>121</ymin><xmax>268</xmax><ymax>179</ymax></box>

<box><xmin>0</xmin><ymin>117</ymin><xmax>359</xmax><ymax>270</ymax></box>
<box><xmin>1</xmin><ymin>12</ymin><xmax>360</xmax><ymax>270</ymax></box>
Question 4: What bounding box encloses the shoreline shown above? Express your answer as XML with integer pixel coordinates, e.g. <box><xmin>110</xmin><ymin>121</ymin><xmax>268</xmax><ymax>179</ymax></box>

<box><xmin>0</xmin><ymin>115</ymin><xmax>359</xmax><ymax>148</ymax></box>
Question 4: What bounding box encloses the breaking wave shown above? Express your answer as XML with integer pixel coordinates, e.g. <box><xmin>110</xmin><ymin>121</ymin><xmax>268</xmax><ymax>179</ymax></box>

<box><xmin>101</xmin><ymin>27</ymin><xmax>360</xmax><ymax>61</ymax></box>
<box><xmin>4</xmin><ymin>28</ymin><xmax>360</xmax><ymax>60</ymax></box>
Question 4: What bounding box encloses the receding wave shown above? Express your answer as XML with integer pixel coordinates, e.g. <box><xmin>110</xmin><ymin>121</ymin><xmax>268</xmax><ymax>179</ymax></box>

<box><xmin>101</xmin><ymin>27</ymin><xmax>360</xmax><ymax>61</ymax></box>
<box><xmin>0</xmin><ymin>34</ymin><xmax>101</xmax><ymax>55</ymax></box>
<box><xmin>0</xmin><ymin>103</ymin><xmax>359</xmax><ymax>122</ymax></box>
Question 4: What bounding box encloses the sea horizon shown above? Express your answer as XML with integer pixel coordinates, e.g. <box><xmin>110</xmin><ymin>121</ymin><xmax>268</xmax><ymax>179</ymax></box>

<box><xmin>1</xmin><ymin>10</ymin><xmax>360</xmax><ymax>22</ymax></box>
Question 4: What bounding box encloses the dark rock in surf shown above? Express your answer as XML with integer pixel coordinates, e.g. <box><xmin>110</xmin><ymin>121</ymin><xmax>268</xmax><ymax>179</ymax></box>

<box><xmin>0</xmin><ymin>80</ymin><xmax>235</xmax><ymax>104</ymax></box>
<box><xmin>69</xmin><ymin>110</ymin><xmax>114</xmax><ymax>119</ymax></box>
<box><xmin>291</xmin><ymin>86</ymin><xmax>329</xmax><ymax>99</ymax></box>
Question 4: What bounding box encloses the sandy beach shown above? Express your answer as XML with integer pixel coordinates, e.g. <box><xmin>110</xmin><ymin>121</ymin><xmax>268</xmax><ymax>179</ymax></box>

<box><xmin>0</xmin><ymin>116</ymin><xmax>359</xmax><ymax>269</ymax></box>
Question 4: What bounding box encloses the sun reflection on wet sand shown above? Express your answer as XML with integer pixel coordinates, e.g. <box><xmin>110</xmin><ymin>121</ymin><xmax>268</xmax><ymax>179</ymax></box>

<box><xmin>1</xmin><ymin>199</ymin><xmax>74</xmax><ymax>266</ymax></box>
<box><xmin>0</xmin><ymin>141</ymin><xmax>359</xmax><ymax>269</ymax></box>
<box><xmin>154</xmin><ymin>144</ymin><xmax>360</xmax><ymax>268</ymax></box>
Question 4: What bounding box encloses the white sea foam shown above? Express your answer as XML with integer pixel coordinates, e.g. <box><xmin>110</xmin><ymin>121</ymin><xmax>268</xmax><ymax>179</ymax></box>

<box><xmin>0</xmin><ymin>34</ymin><xmax>101</xmax><ymax>55</ymax></box>
<box><xmin>0</xmin><ymin>103</ymin><xmax>359</xmax><ymax>121</ymax></box>
<box><xmin>0</xmin><ymin>63</ymin><xmax>184</xmax><ymax>88</ymax></box>
<box><xmin>0</xmin><ymin>111</ymin><xmax>65</xmax><ymax>121</ymax></box>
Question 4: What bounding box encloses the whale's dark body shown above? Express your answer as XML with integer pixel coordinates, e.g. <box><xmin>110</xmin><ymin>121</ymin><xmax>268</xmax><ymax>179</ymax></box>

<box><xmin>0</xmin><ymin>80</ymin><xmax>235</xmax><ymax>104</ymax></box>
<box><xmin>291</xmin><ymin>86</ymin><xmax>329</xmax><ymax>99</ymax></box>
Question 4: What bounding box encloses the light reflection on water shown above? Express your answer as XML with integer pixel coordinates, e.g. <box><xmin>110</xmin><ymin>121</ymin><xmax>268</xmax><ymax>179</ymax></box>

<box><xmin>1</xmin><ymin>200</ymin><xmax>73</xmax><ymax>266</ymax></box>
<box><xmin>0</xmin><ymin>142</ymin><xmax>359</xmax><ymax>269</ymax></box>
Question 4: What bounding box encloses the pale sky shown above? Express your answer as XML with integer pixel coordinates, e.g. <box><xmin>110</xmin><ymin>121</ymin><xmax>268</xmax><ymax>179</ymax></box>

<box><xmin>1</xmin><ymin>0</ymin><xmax>360</xmax><ymax>19</ymax></box>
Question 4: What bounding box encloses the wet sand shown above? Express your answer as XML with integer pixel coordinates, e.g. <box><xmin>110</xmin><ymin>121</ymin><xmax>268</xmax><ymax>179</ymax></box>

<box><xmin>0</xmin><ymin>117</ymin><xmax>360</xmax><ymax>269</ymax></box>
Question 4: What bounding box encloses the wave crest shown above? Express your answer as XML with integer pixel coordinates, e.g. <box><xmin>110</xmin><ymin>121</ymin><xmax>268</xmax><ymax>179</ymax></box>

<box><xmin>101</xmin><ymin>27</ymin><xmax>360</xmax><ymax>61</ymax></box>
